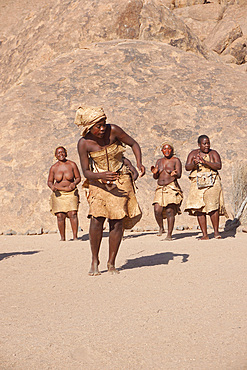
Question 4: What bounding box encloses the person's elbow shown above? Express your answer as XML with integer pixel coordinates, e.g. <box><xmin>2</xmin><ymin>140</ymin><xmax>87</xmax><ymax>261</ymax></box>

<box><xmin>133</xmin><ymin>174</ymin><xmax>138</xmax><ymax>181</ymax></box>
<box><xmin>216</xmin><ymin>163</ymin><xmax>222</xmax><ymax>170</ymax></box>
<box><xmin>83</xmin><ymin>169</ymin><xmax>92</xmax><ymax>179</ymax></box>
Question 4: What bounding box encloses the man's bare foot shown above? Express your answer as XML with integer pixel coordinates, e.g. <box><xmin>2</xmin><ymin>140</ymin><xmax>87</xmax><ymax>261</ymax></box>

<box><xmin>88</xmin><ymin>260</ymin><xmax>101</xmax><ymax>276</ymax></box>
<box><xmin>214</xmin><ymin>233</ymin><xmax>221</xmax><ymax>239</ymax></box>
<box><xmin>60</xmin><ymin>238</ymin><xmax>66</xmax><ymax>241</ymax></box>
<box><xmin>165</xmin><ymin>235</ymin><xmax>172</xmax><ymax>241</ymax></box>
<box><xmin>157</xmin><ymin>228</ymin><xmax>164</xmax><ymax>236</ymax></box>
<box><xmin>107</xmin><ymin>263</ymin><xmax>120</xmax><ymax>275</ymax></box>
<box><xmin>198</xmin><ymin>235</ymin><xmax>209</xmax><ymax>240</ymax></box>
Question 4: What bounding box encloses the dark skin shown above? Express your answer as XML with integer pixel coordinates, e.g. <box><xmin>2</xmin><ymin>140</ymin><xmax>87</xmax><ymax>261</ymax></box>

<box><xmin>185</xmin><ymin>137</ymin><xmax>222</xmax><ymax>240</ymax></box>
<box><xmin>151</xmin><ymin>145</ymin><xmax>182</xmax><ymax>240</ymax></box>
<box><xmin>123</xmin><ymin>157</ymin><xmax>139</xmax><ymax>181</ymax></box>
<box><xmin>47</xmin><ymin>147</ymin><xmax>81</xmax><ymax>241</ymax></box>
<box><xmin>77</xmin><ymin>119</ymin><xmax>145</xmax><ymax>276</ymax></box>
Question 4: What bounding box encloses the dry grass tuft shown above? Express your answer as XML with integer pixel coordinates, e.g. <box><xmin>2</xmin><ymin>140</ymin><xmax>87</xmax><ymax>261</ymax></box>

<box><xmin>232</xmin><ymin>161</ymin><xmax>247</xmax><ymax>224</ymax></box>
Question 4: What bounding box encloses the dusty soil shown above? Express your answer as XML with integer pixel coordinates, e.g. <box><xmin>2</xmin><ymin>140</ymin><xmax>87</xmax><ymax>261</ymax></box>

<box><xmin>0</xmin><ymin>229</ymin><xmax>246</xmax><ymax>369</ymax></box>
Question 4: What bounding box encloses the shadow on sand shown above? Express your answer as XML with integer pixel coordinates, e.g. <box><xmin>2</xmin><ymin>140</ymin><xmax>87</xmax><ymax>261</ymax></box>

<box><xmin>123</xmin><ymin>232</ymin><xmax>157</xmax><ymax>240</ymax></box>
<box><xmin>173</xmin><ymin>229</ymin><xmax>237</xmax><ymax>240</ymax></box>
<box><xmin>120</xmin><ymin>252</ymin><xmax>189</xmax><ymax>271</ymax></box>
<box><xmin>78</xmin><ymin>231</ymin><xmax>111</xmax><ymax>242</ymax></box>
<box><xmin>218</xmin><ymin>229</ymin><xmax>237</xmax><ymax>239</ymax></box>
<box><xmin>0</xmin><ymin>251</ymin><xmax>40</xmax><ymax>262</ymax></box>
<box><xmin>170</xmin><ymin>231</ymin><xmax>200</xmax><ymax>240</ymax></box>
<box><xmin>79</xmin><ymin>231</ymin><xmax>158</xmax><ymax>242</ymax></box>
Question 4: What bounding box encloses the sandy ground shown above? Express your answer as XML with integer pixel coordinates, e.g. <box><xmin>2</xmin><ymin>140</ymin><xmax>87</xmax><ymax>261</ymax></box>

<box><xmin>0</xmin><ymin>228</ymin><xmax>247</xmax><ymax>370</ymax></box>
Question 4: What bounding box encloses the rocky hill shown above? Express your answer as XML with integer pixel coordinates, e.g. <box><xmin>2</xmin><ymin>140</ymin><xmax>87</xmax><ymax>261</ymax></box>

<box><xmin>0</xmin><ymin>0</ymin><xmax>246</xmax><ymax>233</ymax></box>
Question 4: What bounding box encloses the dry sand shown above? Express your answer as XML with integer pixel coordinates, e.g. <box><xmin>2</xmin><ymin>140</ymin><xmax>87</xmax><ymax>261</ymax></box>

<box><xmin>0</xmin><ymin>228</ymin><xmax>246</xmax><ymax>369</ymax></box>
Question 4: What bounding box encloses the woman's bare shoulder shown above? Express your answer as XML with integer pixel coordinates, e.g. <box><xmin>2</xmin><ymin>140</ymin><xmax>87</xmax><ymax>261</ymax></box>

<box><xmin>156</xmin><ymin>157</ymin><xmax>164</xmax><ymax>164</ymax></box>
<box><xmin>209</xmin><ymin>148</ymin><xmax>219</xmax><ymax>154</ymax></box>
<box><xmin>188</xmin><ymin>149</ymin><xmax>198</xmax><ymax>155</ymax></box>
<box><xmin>50</xmin><ymin>161</ymin><xmax>59</xmax><ymax>169</ymax></box>
<box><xmin>66</xmin><ymin>159</ymin><xmax>76</xmax><ymax>166</ymax></box>
<box><xmin>78</xmin><ymin>136</ymin><xmax>92</xmax><ymax>150</ymax></box>
<box><xmin>78</xmin><ymin>136</ymin><xmax>86</xmax><ymax>145</ymax></box>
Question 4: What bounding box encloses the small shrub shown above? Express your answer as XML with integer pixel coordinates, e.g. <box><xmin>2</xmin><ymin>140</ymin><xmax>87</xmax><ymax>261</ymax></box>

<box><xmin>232</xmin><ymin>161</ymin><xmax>247</xmax><ymax>223</ymax></box>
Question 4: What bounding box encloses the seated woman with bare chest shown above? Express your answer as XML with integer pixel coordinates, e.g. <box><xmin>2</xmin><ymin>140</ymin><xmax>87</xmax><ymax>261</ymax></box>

<box><xmin>151</xmin><ymin>143</ymin><xmax>183</xmax><ymax>240</ymax></box>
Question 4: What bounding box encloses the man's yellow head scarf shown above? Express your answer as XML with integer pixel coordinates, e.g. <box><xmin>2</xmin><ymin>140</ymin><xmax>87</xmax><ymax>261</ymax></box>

<box><xmin>74</xmin><ymin>106</ymin><xmax>107</xmax><ymax>137</ymax></box>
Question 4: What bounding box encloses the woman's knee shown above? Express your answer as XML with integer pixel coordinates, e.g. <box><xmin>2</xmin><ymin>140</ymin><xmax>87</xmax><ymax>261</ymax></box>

<box><xmin>154</xmin><ymin>205</ymin><xmax>163</xmax><ymax>217</ymax></box>
<box><xmin>56</xmin><ymin>212</ymin><xmax>66</xmax><ymax>221</ymax></box>
<box><xmin>109</xmin><ymin>219</ymin><xmax>123</xmax><ymax>232</ymax></box>
<box><xmin>165</xmin><ymin>206</ymin><xmax>175</xmax><ymax>218</ymax></box>
<box><xmin>68</xmin><ymin>211</ymin><xmax>77</xmax><ymax>219</ymax></box>
<box><xmin>90</xmin><ymin>217</ymin><xmax>105</xmax><ymax>231</ymax></box>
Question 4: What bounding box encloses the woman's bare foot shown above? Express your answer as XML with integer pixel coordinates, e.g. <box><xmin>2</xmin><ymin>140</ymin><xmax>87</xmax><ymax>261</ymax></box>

<box><xmin>165</xmin><ymin>235</ymin><xmax>173</xmax><ymax>241</ymax></box>
<box><xmin>107</xmin><ymin>263</ymin><xmax>120</xmax><ymax>275</ymax></box>
<box><xmin>198</xmin><ymin>235</ymin><xmax>209</xmax><ymax>240</ymax></box>
<box><xmin>157</xmin><ymin>228</ymin><xmax>164</xmax><ymax>236</ymax></box>
<box><xmin>214</xmin><ymin>233</ymin><xmax>221</xmax><ymax>239</ymax></box>
<box><xmin>88</xmin><ymin>260</ymin><xmax>101</xmax><ymax>276</ymax></box>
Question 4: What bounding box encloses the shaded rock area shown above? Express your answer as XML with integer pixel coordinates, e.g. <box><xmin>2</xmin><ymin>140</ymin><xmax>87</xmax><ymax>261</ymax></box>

<box><xmin>174</xmin><ymin>0</ymin><xmax>247</xmax><ymax>67</ymax></box>
<box><xmin>0</xmin><ymin>0</ymin><xmax>246</xmax><ymax>233</ymax></box>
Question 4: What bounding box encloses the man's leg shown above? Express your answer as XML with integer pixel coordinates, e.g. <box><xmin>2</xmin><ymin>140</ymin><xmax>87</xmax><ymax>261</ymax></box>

<box><xmin>154</xmin><ymin>203</ymin><xmax>164</xmax><ymax>236</ymax></box>
<box><xmin>196</xmin><ymin>212</ymin><xmax>209</xmax><ymax>240</ymax></box>
<box><xmin>209</xmin><ymin>209</ymin><xmax>221</xmax><ymax>238</ymax></box>
<box><xmin>56</xmin><ymin>212</ymin><xmax>66</xmax><ymax>241</ymax></box>
<box><xmin>108</xmin><ymin>219</ymin><xmax>124</xmax><ymax>274</ymax></box>
<box><xmin>89</xmin><ymin>216</ymin><xmax>105</xmax><ymax>276</ymax></box>
<box><xmin>67</xmin><ymin>210</ymin><xmax>78</xmax><ymax>240</ymax></box>
<box><xmin>165</xmin><ymin>204</ymin><xmax>176</xmax><ymax>240</ymax></box>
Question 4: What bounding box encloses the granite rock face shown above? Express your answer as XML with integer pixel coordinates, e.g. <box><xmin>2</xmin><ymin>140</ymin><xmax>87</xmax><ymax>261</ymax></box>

<box><xmin>0</xmin><ymin>0</ymin><xmax>247</xmax><ymax>232</ymax></box>
<box><xmin>0</xmin><ymin>0</ymin><xmax>210</xmax><ymax>95</ymax></box>
<box><xmin>222</xmin><ymin>36</ymin><xmax>247</xmax><ymax>64</ymax></box>
<box><xmin>205</xmin><ymin>21</ymin><xmax>243</xmax><ymax>54</ymax></box>
<box><xmin>174</xmin><ymin>1</ymin><xmax>247</xmax><ymax>66</ymax></box>
<box><xmin>1</xmin><ymin>40</ymin><xmax>247</xmax><ymax>232</ymax></box>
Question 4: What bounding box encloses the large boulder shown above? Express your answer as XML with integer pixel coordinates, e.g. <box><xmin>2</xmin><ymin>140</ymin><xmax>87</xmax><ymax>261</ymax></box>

<box><xmin>174</xmin><ymin>2</ymin><xmax>247</xmax><ymax>66</ymax></box>
<box><xmin>222</xmin><ymin>36</ymin><xmax>247</xmax><ymax>64</ymax></box>
<box><xmin>205</xmin><ymin>20</ymin><xmax>243</xmax><ymax>53</ymax></box>
<box><xmin>173</xmin><ymin>3</ymin><xmax>226</xmax><ymax>42</ymax></box>
<box><xmin>0</xmin><ymin>0</ymin><xmax>211</xmax><ymax>95</ymax></box>
<box><xmin>0</xmin><ymin>40</ymin><xmax>246</xmax><ymax>233</ymax></box>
